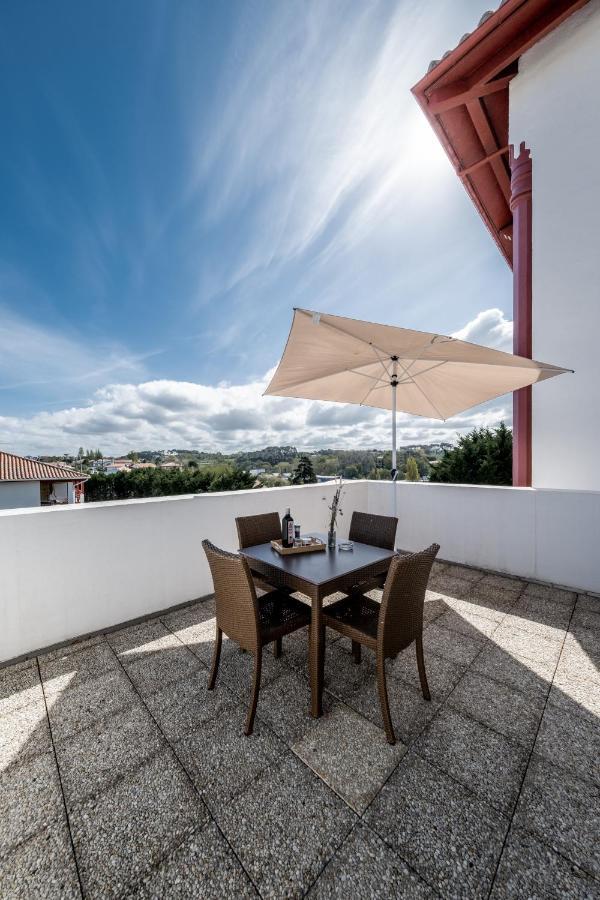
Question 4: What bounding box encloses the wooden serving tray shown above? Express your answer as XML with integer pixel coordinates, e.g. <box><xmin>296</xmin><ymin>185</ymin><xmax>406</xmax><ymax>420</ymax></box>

<box><xmin>270</xmin><ymin>537</ymin><xmax>326</xmax><ymax>555</ymax></box>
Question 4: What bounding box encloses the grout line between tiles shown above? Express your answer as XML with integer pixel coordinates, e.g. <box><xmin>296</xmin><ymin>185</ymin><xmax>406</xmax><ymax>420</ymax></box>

<box><xmin>36</xmin><ymin>657</ymin><xmax>85</xmax><ymax>900</ymax></box>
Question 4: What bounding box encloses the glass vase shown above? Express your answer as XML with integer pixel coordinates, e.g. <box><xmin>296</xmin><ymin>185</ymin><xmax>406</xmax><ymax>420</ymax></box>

<box><xmin>327</xmin><ymin>530</ymin><xmax>336</xmax><ymax>551</ymax></box>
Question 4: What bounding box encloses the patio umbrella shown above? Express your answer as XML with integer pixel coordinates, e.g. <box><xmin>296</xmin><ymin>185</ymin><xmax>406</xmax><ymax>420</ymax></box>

<box><xmin>264</xmin><ymin>308</ymin><xmax>571</xmax><ymax>495</ymax></box>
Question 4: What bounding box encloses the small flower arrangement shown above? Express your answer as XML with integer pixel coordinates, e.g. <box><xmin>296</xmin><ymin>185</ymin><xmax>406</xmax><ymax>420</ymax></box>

<box><xmin>325</xmin><ymin>475</ymin><xmax>343</xmax><ymax>536</ymax></box>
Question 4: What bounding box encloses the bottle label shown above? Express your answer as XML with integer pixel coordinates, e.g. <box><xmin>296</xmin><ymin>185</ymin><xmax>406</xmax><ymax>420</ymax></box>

<box><xmin>288</xmin><ymin>521</ymin><xmax>294</xmax><ymax>543</ymax></box>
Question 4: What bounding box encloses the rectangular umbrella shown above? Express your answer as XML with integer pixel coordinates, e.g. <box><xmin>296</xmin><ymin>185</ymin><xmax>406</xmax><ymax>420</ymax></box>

<box><xmin>265</xmin><ymin>308</ymin><xmax>572</xmax><ymax>486</ymax></box>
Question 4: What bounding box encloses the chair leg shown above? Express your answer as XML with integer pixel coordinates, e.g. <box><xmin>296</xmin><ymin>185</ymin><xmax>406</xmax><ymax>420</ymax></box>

<box><xmin>351</xmin><ymin>640</ymin><xmax>362</xmax><ymax>664</ymax></box>
<box><xmin>416</xmin><ymin>635</ymin><xmax>431</xmax><ymax>701</ymax></box>
<box><xmin>273</xmin><ymin>636</ymin><xmax>282</xmax><ymax>659</ymax></box>
<box><xmin>244</xmin><ymin>649</ymin><xmax>262</xmax><ymax>736</ymax></box>
<box><xmin>376</xmin><ymin>655</ymin><xmax>396</xmax><ymax>745</ymax></box>
<box><xmin>208</xmin><ymin>628</ymin><xmax>222</xmax><ymax>690</ymax></box>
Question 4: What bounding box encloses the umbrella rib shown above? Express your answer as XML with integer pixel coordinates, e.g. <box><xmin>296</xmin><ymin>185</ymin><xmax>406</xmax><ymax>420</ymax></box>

<box><xmin>394</xmin><ymin>357</ymin><xmax>446</xmax><ymax>420</ymax></box>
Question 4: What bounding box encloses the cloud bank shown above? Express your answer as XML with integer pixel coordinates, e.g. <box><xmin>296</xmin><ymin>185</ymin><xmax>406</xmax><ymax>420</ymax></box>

<box><xmin>1</xmin><ymin>309</ymin><xmax>513</xmax><ymax>455</ymax></box>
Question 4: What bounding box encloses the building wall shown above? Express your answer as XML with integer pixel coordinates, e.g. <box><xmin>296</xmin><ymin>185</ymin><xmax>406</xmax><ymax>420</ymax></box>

<box><xmin>0</xmin><ymin>480</ymin><xmax>598</xmax><ymax>664</ymax></box>
<box><xmin>0</xmin><ymin>481</ymin><xmax>40</xmax><ymax>510</ymax></box>
<box><xmin>509</xmin><ymin>1</ymin><xmax>600</xmax><ymax>490</ymax></box>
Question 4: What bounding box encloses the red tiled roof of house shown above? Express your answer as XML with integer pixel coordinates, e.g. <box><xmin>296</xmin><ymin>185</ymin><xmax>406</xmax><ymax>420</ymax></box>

<box><xmin>0</xmin><ymin>451</ymin><xmax>88</xmax><ymax>483</ymax></box>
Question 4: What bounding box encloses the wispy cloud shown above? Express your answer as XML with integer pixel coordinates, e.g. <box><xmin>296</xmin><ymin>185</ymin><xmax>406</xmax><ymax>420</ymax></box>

<box><xmin>187</xmin><ymin>0</ymin><xmax>456</xmax><ymax>305</ymax></box>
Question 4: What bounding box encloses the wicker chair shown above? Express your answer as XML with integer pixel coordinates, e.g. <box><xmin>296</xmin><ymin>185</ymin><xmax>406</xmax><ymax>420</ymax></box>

<box><xmin>345</xmin><ymin>511</ymin><xmax>399</xmax><ymax>662</ymax></box>
<box><xmin>236</xmin><ymin>512</ymin><xmax>291</xmax><ymax>658</ymax></box>
<box><xmin>323</xmin><ymin>543</ymin><xmax>440</xmax><ymax>744</ymax></box>
<box><xmin>349</xmin><ymin>511</ymin><xmax>398</xmax><ymax>551</ymax></box>
<box><xmin>202</xmin><ymin>539</ymin><xmax>310</xmax><ymax>735</ymax></box>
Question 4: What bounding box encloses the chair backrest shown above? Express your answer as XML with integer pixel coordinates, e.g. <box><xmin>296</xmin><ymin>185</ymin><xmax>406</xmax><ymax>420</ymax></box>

<box><xmin>349</xmin><ymin>511</ymin><xmax>398</xmax><ymax>550</ymax></box>
<box><xmin>202</xmin><ymin>539</ymin><xmax>260</xmax><ymax>650</ymax></box>
<box><xmin>236</xmin><ymin>512</ymin><xmax>281</xmax><ymax>549</ymax></box>
<box><xmin>378</xmin><ymin>544</ymin><xmax>440</xmax><ymax>655</ymax></box>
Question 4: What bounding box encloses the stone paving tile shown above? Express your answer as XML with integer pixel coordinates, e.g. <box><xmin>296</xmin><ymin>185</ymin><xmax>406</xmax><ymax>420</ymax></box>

<box><xmin>320</xmin><ymin>642</ymin><xmax>378</xmax><ymax>700</ymax></box>
<box><xmin>389</xmin><ymin>645</ymin><xmax>464</xmax><ymax>700</ymax></box>
<box><xmin>472</xmin><ymin>643</ymin><xmax>555</xmax><ymax>699</ymax></box>
<box><xmin>256</xmin><ymin>670</ymin><xmax>334</xmax><ymax>744</ymax></box>
<box><xmin>124</xmin><ymin>644</ymin><xmax>202</xmax><ymax>698</ymax></box>
<box><xmin>40</xmin><ymin>642</ymin><xmax>120</xmax><ymax>694</ymax></box>
<box><xmin>414</xmin><ymin>707</ymin><xmax>529</xmax><ymax>815</ymax></box>
<box><xmin>449</xmin><ymin>670</ymin><xmax>546</xmax><ymax>749</ymax></box>
<box><xmin>0</xmin><ymin>697</ymin><xmax>52</xmax><ymax>768</ymax></box>
<box><xmin>0</xmin><ymin>657</ymin><xmax>37</xmax><ymax>677</ymax></box>
<box><xmin>0</xmin><ymin>751</ymin><xmax>64</xmax><ymax>855</ymax></box>
<box><xmin>443</xmin><ymin>594</ymin><xmax>508</xmax><ymax>623</ymax></box>
<box><xmin>513</xmin><ymin>753</ymin><xmax>600</xmax><ymax>880</ymax></box>
<box><xmin>70</xmin><ymin>750</ymin><xmax>208</xmax><ymax>899</ymax></box>
<box><xmin>567</xmin><ymin>623</ymin><xmax>600</xmax><ymax>657</ymax></box>
<box><xmin>216</xmin><ymin>753</ymin><xmax>357</xmax><ymax>900</ymax></box>
<box><xmin>107</xmin><ymin>620</ymin><xmax>180</xmax><ymax>662</ymax></box>
<box><xmin>502</xmin><ymin>612</ymin><xmax>567</xmax><ymax>644</ymax></box>
<box><xmin>555</xmin><ymin>644</ymin><xmax>600</xmax><ymax>685</ymax></box>
<box><xmin>490</xmin><ymin>625</ymin><xmax>564</xmax><ymax>668</ymax></box>
<box><xmin>534</xmin><ymin>701</ymin><xmax>600</xmax><ymax>787</ymax></box>
<box><xmin>0</xmin><ymin>823</ymin><xmax>81</xmax><ymax>899</ymax></box>
<box><xmin>443</xmin><ymin>564</ymin><xmax>485</xmax><ymax>583</ymax></box>
<box><xmin>291</xmin><ymin>702</ymin><xmax>407</xmax><ymax>813</ymax></box>
<box><xmin>41</xmin><ymin>633</ymin><xmax>106</xmax><ymax>663</ymax></box>
<box><xmin>428</xmin><ymin>574</ymin><xmax>473</xmax><ymax>600</ymax></box>
<box><xmin>175</xmin><ymin>707</ymin><xmax>286</xmax><ymax>811</ymax></box>
<box><xmin>479</xmin><ymin>574</ymin><xmax>526</xmax><ymax>595</ymax></box>
<box><xmin>434</xmin><ymin>608</ymin><xmax>499</xmax><ymax>642</ymax></box>
<box><xmin>161</xmin><ymin>598</ymin><xmax>216</xmax><ymax>633</ymax></box>
<box><xmin>346</xmin><ymin>677</ymin><xmax>440</xmax><ymax>746</ymax></box>
<box><xmin>161</xmin><ymin>603</ymin><xmax>218</xmax><ymax>655</ymax></box>
<box><xmin>522</xmin><ymin>583</ymin><xmax>577</xmax><ymax>606</ymax></box>
<box><xmin>218</xmin><ymin>645</ymin><xmax>283</xmax><ymax>698</ymax></box>
<box><xmin>571</xmin><ymin>607</ymin><xmax>600</xmax><ymax>634</ymax></box>
<box><xmin>511</xmin><ymin>594</ymin><xmax>574</xmax><ymax>629</ymax></box>
<box><xmin>130</xmin><ymin>820</ymin><xmax>256</xmax><ymax>899</ymax></box>
<box><xmin>365</xmin><ymin>752</ymin><xmax>509</xmax><ymax>898</ymax></box>
<box><xmin>549</xmin><ymin>678</ymin><xmax>600</xmax><ymax>718</ymax></box>
<box><xmin>46</xmin><ymin>666</ymin><xmax>139</xmax><ymax>742</ymax></box>
<box><xmin>308</xmin><ymin>822</ymin><xmax>435</xmax><ymax>899</ymax></box>
<box><xmin>56</xmin><ymin>704</ymin><xmax>165</xmax><ymax>804</ymax></box>
<box><xmin>490</xmin><ymin>825</ymin><xmax>600</xmax><ymax>899</ymax></box>
<box><xmin>142</xmin><ymin>668</ymin><xmax>237</xmax><ymax>742</ymax></box>
<box><xmin>575</xmin><ymin>594</ymin><xmax>600</xmax><ymax>614</ymax></box>
<box><xmin>421</xmin><ymin>622</ymin><xmax>483</xmax><ymax>668</ymax></box>
<box><xmin>0</xmin><ymin>663</ymin><xmax>43</xmax><ymax>717</ymax></box>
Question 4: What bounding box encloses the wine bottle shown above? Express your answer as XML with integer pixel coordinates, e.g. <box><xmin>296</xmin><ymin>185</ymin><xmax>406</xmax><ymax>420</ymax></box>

<box><xmin>281</xmin><ymin>508</ymin><xmax>294</xmax><ymax>548</ymax></box>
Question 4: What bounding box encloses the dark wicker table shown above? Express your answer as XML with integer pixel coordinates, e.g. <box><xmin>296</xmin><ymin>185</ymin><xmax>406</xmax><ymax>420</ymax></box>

<box><xmin>241</xmin><ymin>533</ymin><xmax>395</xmax><ymax>717</ymax></box>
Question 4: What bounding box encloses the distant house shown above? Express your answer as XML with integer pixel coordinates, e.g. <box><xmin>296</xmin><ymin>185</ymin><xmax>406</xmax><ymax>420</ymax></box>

<box><xmin>0</xmin><ymin>451</ymin><xmax>88</xmax><ymax>510</ymax></box>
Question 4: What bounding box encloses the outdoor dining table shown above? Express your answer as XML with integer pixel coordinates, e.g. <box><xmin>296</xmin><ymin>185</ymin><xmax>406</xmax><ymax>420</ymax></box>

<box><xmin>240</xmin><ymin>533</ymin><xmax>396</xmax><ymax>717</ymax></box>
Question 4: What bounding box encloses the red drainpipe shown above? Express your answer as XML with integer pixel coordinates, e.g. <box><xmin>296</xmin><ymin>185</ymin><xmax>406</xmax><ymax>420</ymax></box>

<box><xmin>510</xmin><ymin>142</ymin><xmax>533</xmax><ymax>487</ymax></box>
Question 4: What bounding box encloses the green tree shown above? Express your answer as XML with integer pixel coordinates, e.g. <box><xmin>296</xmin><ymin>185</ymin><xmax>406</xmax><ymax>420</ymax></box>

<box><xmin>429</xmin><ymin>423</ymin><xmax>512</xmax><ymax>486</ymax></box>
<box><xmin>405</xmin><ymin>456</ymin><xmax>420</xmax><ymax>482</ymax></box>
<box><xmin>291</xmin><ymin>455</ymin><xmax>317</xmax><ymax>485</ymax></box>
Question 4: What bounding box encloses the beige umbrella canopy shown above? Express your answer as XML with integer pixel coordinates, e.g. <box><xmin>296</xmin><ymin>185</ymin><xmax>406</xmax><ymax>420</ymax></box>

<box><xmin>265</xmin><ymin>308</ymin><xmax>571</xmax><ymax>480</ymax></box>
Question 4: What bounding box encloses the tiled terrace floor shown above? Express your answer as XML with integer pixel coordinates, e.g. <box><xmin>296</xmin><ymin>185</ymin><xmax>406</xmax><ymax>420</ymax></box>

<box><xmin>1</xmin><ymin>563</ymin><xmax>599</xmax><ymax>898</ymax></box>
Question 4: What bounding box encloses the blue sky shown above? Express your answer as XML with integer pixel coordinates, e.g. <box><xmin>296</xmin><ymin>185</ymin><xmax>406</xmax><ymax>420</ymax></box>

<box><xmin>0</xmin><ymin>0</ymin><xmax>512</xmax><ymax>454</ymax></box>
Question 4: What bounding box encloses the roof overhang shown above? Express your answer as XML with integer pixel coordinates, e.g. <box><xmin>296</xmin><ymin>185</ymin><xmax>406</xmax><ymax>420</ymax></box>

<box><xmin>411</xmin><ymin>0</ymin><xmax>591</xmax><ymax>268</ymax></box>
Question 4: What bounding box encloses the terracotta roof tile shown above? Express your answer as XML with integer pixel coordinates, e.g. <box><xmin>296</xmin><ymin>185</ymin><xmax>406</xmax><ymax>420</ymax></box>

<box><xmin>0</xmin><ymin>451</ymin><xmax>88</xmax><ymax>483</ymax></box>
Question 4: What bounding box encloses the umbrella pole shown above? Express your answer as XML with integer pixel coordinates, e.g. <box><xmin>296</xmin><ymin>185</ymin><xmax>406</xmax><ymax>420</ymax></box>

<box><xmin>391</xmin><ymin>358</ymin><xmax>398</xmax><ymax>518</ymax></box>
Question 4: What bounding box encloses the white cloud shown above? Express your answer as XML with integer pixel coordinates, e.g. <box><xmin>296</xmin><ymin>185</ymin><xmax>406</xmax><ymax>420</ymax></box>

<box><xmin>0</xmin><ymin>309</ymin><xmax>513</xmax><ymax>455</ymax></box>
<box><xmin>452</xmin><ymin>308</ymin><xmax>513</xmax><ymax>352</ymax></box>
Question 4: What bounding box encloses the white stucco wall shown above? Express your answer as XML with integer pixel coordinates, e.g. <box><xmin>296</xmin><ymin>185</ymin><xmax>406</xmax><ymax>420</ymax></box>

<box><xmin>0</xmin><ymin>480</ymin><xmax>598</xmax><ymax>664</ymax></box>
<box><xmin>509</xmin><ymin>1</ymin><xmax>600</xmax><ymax>490</ymax></box>
<box><xmin>0</xmin><ymin>481</ymin><xmax>40</xmax><ymax>510</ymax></box>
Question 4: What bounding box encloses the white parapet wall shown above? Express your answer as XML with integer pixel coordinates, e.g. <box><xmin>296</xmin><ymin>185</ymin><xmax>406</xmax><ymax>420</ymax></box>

<box><xmin>0</xmin><ymin>481</ymin><xmax>367</xmax><ymax>663</ymax></box>
<box><xmin>367</xmin><ymin>481</ymin><xmax>600</xmax><ymax>593</ymax></box>
<box><xmin>0</xmin><ymin>478</ymin><xmax>598</xmax><ymax>664</ymax></box>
